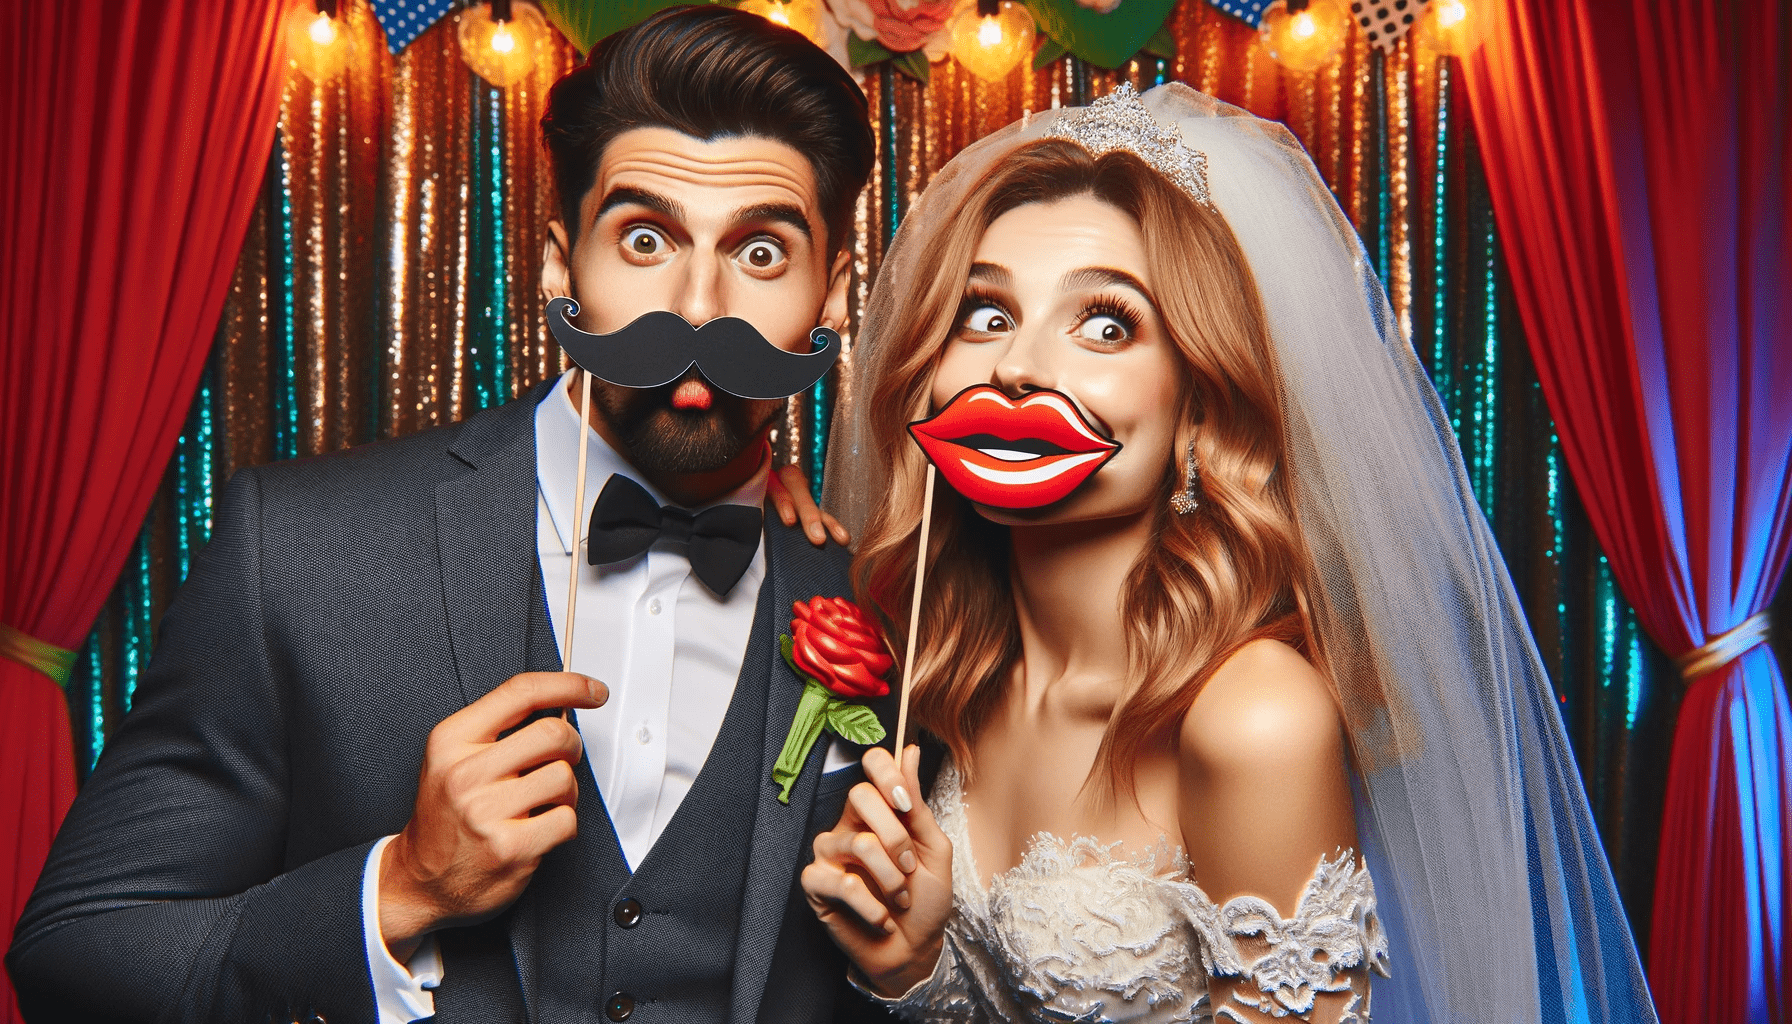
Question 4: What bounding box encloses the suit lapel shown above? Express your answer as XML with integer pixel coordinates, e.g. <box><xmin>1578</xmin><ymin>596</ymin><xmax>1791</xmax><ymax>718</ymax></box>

<box><xmin>728</xmin><ymin>519</ymin><xmax>848</xmax><ymax>1024</ymax></box>
<box><xmin>434</xmin><ymin>380</ymin><xmax>555</xmax><ymax>710</ymax></box>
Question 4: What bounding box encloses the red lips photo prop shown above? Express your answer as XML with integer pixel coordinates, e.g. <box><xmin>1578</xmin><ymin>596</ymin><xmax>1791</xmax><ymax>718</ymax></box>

<box><xmin>908</xmin><ymin>384</ymin><xmax>1122</xmax><ymax>510</ymax></box>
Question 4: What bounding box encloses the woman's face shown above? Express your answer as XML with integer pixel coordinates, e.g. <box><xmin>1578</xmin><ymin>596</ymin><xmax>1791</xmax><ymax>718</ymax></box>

<box><xmin>929</xmin><ymin>195</ymin><xmax>1186</xmax><ymax>526</ymax></box>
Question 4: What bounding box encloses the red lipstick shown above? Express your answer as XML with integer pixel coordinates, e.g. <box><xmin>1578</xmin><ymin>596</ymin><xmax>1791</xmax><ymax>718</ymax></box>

<box><xmin>908</xmin><ymin>385</ymin><xmax>1121</xmax><ymax>510</ymax></box>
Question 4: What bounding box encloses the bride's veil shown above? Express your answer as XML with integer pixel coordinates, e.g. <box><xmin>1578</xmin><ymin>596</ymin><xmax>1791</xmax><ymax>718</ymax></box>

<box><xmin>824</xmin><ymin>83</ymin><xmax>1656</xmax><ymax>1022</ymax></box>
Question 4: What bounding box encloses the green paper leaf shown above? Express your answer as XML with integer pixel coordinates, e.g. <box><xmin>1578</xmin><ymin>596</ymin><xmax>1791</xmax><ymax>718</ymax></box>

<box><xmin>537</xmin><ymin>0</ymin><xmax>711</xmax><ymax>54</ymax></box>
<box><xmin>847</xmin><ymin>32</ymin><xmax>895</xmax><ymax>68</ymax></box>
<box><xmin>891</xmin><ymin>49</ymin><xmax>932</xmax><ymax>84</ymax></box>
<box><xmin>1140</xmin><ymin>22</ymin><xmax>1177</xmax><ymax>59</ymax></box>
<box><xmin>772</xmin><ymin>681</ymin><xmax>832</xmax><ymax>804</ymax></box>
<box><xmin>1021</xmin><ymin>0</ymin><xmax>1177</xmax><ymax>69</ymax></box>
<box><xmin>825</xmin><ymin>701</ymin><xmax>886</xmax><ymax>746</ymax></box>
<box><xmin>1033</xmin><ymin>35</ymin><xmax>1070</xmax><ymax>70</ymax></box>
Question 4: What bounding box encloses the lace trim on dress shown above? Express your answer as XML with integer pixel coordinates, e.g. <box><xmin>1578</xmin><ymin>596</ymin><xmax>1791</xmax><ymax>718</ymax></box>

<box><xmin>859</xmin><ymin>759</ymin><xmax>1389</xmax><ymax>1023</ymax></box>
<box><xmin>1171</xmin><ymin>850</ymin><xmax>1390</xmax><ymax>1020</ymax></box>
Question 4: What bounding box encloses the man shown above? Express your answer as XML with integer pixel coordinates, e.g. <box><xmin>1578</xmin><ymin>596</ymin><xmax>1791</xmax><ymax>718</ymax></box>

<box><xmin>8</xmin><ymin>8</ymin><xmax>892</xmax><ymax>1022</ymax></box>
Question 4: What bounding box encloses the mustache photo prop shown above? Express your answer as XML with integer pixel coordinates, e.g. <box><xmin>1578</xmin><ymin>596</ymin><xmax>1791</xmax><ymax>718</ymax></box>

<box><xmin>546</xmin><ymin>296</ymin><xmax>840</xmax><ymax>401</ymax></box>
<box><xmin>547</xmin><ymin>296</ymin><xmax>839</xmax><ymax>705</ymax></box>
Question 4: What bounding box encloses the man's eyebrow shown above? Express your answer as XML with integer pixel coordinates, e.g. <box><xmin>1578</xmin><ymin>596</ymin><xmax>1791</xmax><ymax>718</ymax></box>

<box><xmin>731</xmin><ymin>201</ymin><xmax>814</xmax><ymax>242</ymax></box>
<box><xmin>1060</xmin><ymin>266</ymin><xmax>1152</xmax><ymax>298</ymax></box>
<box><xmin>967</xmin><ymin>262</ymin><xmax>1013</xmax><ymax>289</ymax></box>
<box><xmin>595</xmin><ymin>186</ymin><xmax>686</xmax><ymax>223</ymax></box>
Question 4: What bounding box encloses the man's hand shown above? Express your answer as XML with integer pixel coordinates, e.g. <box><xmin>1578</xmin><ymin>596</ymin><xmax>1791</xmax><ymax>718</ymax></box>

<box><xmin>769</xmin><ymin>464</ymin><xmax>851</xmax><ymax>547</ymax></box>
<box><xmin>378</xmin><ymin>671</ymin><xmax>607</xmax><ymax>960</ymax></box>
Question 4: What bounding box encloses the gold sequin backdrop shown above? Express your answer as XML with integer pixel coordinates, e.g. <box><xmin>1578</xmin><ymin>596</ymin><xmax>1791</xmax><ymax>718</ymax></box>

<box><xmin>71</xmin><ymin>0</ymin><xmax>1686</xmax><ymax>951</ymax></box>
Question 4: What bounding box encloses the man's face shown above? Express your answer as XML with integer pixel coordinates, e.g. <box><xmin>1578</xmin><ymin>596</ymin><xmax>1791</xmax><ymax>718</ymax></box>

<box><xmin>543</xmin><ymin>127</ymin><xmax>848</xmax><ymax>476</ymax></box>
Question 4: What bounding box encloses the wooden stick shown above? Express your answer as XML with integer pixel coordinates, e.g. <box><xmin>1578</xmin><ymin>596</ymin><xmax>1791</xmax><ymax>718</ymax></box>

<box><xmin>561</xmin><ymin>371</ymin><xmax>594</xmax><ymax>689</ymax></box>
<box><xmin>892</xmin><ymin>463</ymin><xmax>936</xmax><ymax>760</ymax></box>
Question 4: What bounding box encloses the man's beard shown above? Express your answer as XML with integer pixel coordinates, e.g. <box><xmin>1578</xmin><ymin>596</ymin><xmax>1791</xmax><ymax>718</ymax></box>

<box><xmin>592</xmin><ymin>371</ymin><xmax>780</xmax><ymax>475</ymax></box>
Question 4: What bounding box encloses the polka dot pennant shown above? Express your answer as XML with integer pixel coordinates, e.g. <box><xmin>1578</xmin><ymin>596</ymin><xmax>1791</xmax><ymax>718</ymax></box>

<box><xmin>1351</xmin><ymin>0</ymin><xmax>1429</xmax><ymax>50</ymax></box>
<box><xmin>369</xmin><ymin>0</ymin><xmax>456</xmax><ymax>53</ymax></box>
<box><xmin>1205</xmin><ymin>0</ymin><xmax>1277</xmax><ymax>24</ymax></box>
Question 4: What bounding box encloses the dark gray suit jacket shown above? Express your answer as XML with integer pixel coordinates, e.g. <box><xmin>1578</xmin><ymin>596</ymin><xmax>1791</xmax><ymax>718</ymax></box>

<box><xmin>7</xmin><ymin>381</ymin><xmax>897</xmax><ymax>1024</ymax></box>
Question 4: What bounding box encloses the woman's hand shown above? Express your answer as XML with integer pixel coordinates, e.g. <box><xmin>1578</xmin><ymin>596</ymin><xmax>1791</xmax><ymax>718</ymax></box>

<box><xmin>802</xmin><ymin>744</ymin><xmax>953</xmax><ymax>997</ymax></box>
<box><xmin>769</xmin><ymin>464</ymin><xmax>851</xmax><ymax>547</ymax></box>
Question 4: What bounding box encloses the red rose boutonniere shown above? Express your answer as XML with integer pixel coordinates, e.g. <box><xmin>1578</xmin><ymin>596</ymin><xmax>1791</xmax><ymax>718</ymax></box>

<box><xmin>772</xmin><ymin>597</ymin><xmax>893</xmax><ymax>803</ymax></box>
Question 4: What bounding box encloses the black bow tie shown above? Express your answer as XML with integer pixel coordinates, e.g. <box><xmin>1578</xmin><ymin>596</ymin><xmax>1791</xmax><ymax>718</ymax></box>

<box><xmin>586</xmin><ymin>474</ymin><xmax>763</xmax><ymax>596</ymax></box>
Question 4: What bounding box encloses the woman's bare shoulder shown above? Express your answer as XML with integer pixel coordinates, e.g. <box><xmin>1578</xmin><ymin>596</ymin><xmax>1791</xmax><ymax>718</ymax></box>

<box><xmin>1178</xmin><ymin>638</ymin><xmax>1344</xmax><ymax>777</ymax></box>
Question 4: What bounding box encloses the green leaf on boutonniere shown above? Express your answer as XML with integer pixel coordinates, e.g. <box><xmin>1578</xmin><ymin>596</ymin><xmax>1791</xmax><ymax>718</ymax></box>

<box><xmin>1033</xmin><ymin>35</ymin><xmax>1069</xmax><ymax>69</ymax></box>
<box><xmin>847</xmin><ymin>32</ymin><xmax>895</xmax><ymax>68</ymax></box>
<box><xmin>825</xmin><ymin>701</ymin><xmax>886</xmax><ymax>746</ymax></box>
<box><xmin>891</xmin><ymin>48</ymin><xmax>931</xmax><ymax>84</ymax></box>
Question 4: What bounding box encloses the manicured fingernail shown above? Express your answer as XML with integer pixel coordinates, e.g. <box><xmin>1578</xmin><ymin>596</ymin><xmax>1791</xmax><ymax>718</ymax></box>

<box><xmin>891</xmin><ymin>785</ymin><xmax>913</xmax><ymax>813</ymax></box>
<box><xmin>809</xmin><ymin>525</ymin><xmax>824</xmax><ymax>542</ymax></box>
<box><xmin>900</xmin><ymin>851</ymin><xmax>917</xmax><ymax>873</ymax></box>
<box><xmin>896</xmin><ymin>889</ymin><xmax>912</xmax><ymax>908</ymax></box>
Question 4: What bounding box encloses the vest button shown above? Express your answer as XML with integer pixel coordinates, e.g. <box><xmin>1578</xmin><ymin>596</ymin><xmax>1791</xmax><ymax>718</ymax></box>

<box><xmin>614</xmin><ymin>897</ymin><xmax>643</xmax><ymax>928</ymax></box>
<box><xmin>606</xmin><ymin>992</ymin><xmax>635</xmax><ymax>1021</ymax></box>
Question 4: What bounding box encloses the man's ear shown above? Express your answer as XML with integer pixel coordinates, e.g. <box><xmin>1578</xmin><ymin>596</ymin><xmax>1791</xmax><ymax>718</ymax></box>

<box><xmin>820</xmin><ymin>249</ymin><xmax>852</xmax><ymax>330</ymax></box>
<box><xmin>541</xmin><ymin>220</ymin><xmax>572</xmax><ymax>301</ymax></box>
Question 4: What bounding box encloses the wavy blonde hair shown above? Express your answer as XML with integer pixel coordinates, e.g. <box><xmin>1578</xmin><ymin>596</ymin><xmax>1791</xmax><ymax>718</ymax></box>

<box><xmin>853</xmin><ymin>140</ymin><xmax>1334</xmax><ymax>801</ymax></box>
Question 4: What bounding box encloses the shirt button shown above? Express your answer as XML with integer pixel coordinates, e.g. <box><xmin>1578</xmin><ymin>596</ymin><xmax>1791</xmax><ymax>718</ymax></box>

<box><xmin>606</xmin><ymin>992</ymin><xmax>635</xmax><ymax>1021</ymax></box>
<box><xmin>636</xmin><ymin>724</ymin><xmax>652</xmax><ymax>745</ymax></box>
<box><xmin>614</xmin><ymin>897</ymin><xmax>643</xmax><ymax>928</ymax></box>
<box><xmin>647</xmin><ymin>598</ymin><xmax>662</xmax><ymax>615</ymax></box>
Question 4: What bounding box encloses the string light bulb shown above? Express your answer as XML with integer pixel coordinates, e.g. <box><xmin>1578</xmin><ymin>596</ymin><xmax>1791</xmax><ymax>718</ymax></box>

<box><xmin>948</xmin><ymin>0</ymin><xmax>1035</xmax><ymax>82</ymax></box>
<box><xmin>458</xmin><ymin>0</ymin><xmax>549</xmax><ymax>88</ymax></box>
<box><xmin>1415</xmin><ymin>0</ymin><xmax>1488</xmax><ymax>56</ymax></box>
<box><xmin>738</xmin><ymin>0</ymin><xmax>827</xmax><ymax>47</ymax></box>
<box><xmin>1258</xmin><ymin>0</ymin><xmax>1349</xmax><ymax>74</ymax></box>
<box><xmin>286</xmin><ymin>0</ymin><xmax>349</xmax><ymax>82</ymax></box>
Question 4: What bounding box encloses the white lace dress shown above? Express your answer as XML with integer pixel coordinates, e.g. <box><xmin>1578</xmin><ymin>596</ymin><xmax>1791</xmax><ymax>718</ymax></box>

<box><xmin>866</xmin><ymin>760</ymin><xmax>1391</xmax><ymax>1023</ymax></box>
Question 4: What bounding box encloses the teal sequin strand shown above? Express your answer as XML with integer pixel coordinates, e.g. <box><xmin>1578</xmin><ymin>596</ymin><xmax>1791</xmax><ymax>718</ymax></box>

<box><xmin>120</xmin><ymin>528</ymin><xmax>153</xmax><ymax>712</ymax></box>
<box><xmin>881</xmin><ymin>64</ymin><xmax>900</xmax><ymax>244</ymax></box>
<box><xmin>173</xmin><ymin>357</ymin><xmax>219</xmax><ymax>581</ymax></box>
<box><xmin>808</xmin><ymin>371</ymin><xmax>829</xmax><ymax>501</ymax></box>
<box><xmin>469</xmin><ymin>79</ymin><xmax>509</xmax><ymax>412</ymax></box>
<box><xmin>274</xmin><ymin>133</ymin><xmax>300</xmax><ymax>461</ymax></box>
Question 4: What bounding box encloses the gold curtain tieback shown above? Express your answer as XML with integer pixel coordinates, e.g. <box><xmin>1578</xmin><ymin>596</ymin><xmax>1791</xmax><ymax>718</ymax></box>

<box><xmin>1675</xmin><ymin>611</ymin><xmax>1773</xmax><ymax>683</ymax></box>
<box><xmin>0</xmin><ymin>620</ymin><xmax>78</xmax><ymax>688</ymax></box>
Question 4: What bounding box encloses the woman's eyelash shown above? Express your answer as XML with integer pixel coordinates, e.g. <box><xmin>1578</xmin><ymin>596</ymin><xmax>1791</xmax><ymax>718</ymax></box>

<box><xmin>1080</xmin><ymin>294</ymin><xmax>1143</xmax><ymax>334</ymax></box>
<box><xmin>956</xmin><ymin>286</ymin><xmax>1013</xmax><ymax>324</ymax></box>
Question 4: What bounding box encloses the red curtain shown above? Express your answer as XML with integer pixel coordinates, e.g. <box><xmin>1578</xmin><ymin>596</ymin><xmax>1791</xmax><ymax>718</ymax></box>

<box><xmin>0</xmin><ymin>1</ymin><xmax>292</xmax><ymax>1018</ymax></box>
<box><xmin>1462</xmin><ymin>1</ymin><xmax>1792</xmax><ymax>1021</ymax></box>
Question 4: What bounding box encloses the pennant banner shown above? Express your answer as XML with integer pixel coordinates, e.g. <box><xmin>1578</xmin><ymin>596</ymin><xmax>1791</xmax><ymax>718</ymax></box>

<box><xmin>1353</xmin><ymin>0</ymin><xmax>1429</xmax><ymax>50</ymax></box>
<box><xmin>1205</xmin><ymin>0</ymin><xmax>1275</xmax><ymax>24</ymax></box>
<box><xmin>368</xmin><ymin>0</ymin><xmax>455</xmax><ymax>52</ymax></box>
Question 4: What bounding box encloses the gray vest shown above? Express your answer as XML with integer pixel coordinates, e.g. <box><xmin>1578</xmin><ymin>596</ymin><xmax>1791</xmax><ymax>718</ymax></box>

<box><xmin>433</xmin><ymin>513</ymin><xmax>872</xmax><ymax>1024</ymax></box>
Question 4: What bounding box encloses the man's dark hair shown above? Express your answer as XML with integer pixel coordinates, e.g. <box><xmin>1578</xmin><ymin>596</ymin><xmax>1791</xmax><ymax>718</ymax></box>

<box><xmin>541</xmin><ymin>6</ymin><xmax>875</xmax><ymax>255</ymax></box>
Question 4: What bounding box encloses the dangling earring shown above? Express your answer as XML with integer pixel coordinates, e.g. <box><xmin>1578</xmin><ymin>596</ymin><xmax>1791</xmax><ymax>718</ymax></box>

<box><xmin>1170</xmin><ymin>440</ymin><xmax>1202</xmax><ymax>515</ymax></box>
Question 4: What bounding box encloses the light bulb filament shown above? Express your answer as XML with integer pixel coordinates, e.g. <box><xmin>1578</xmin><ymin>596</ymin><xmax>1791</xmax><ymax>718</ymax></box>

<box><xmin>1291</xmin><ymin>12</ymin><xmax>1316</xmax><ymax>38</ymax></box>
<box><xmin>308</xmin><ymin>12</ymin><xmax>337</xmax><ymax>46</ymax></box>
<box><xmin>491</xmin><ymin>25</ymin><xmax>514</xmax><ymax>52</ymax></box>
<box><xmin>1437</xmin><ymin>0</ymin><xmax>1467</xmax><ymax>27</ymax></box>
<box><xmin>977</xmin><ymin>17</ymin><xmax>1003</xmax><ymax>45</ymax></box>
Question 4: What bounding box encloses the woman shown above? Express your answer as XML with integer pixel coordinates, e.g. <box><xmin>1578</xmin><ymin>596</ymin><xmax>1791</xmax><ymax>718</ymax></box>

<box><xmin>803</xmin><ymin>84</ymin><xmax>1657</xmax><ymax>1024</ymax></box>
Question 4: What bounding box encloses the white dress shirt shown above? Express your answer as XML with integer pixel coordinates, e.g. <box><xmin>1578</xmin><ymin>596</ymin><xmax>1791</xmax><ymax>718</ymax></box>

<box><xmin>360</xmin><ymin>373</ymin><xmax>846</xmax><ymax>1022</ymax></box>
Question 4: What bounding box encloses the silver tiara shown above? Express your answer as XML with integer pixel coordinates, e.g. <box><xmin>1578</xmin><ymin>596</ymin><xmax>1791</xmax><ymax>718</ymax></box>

<box><xmin>1042</xmin><ymin>83</ymin><xmax>1212</xmax><ymax>208</ymax></box>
